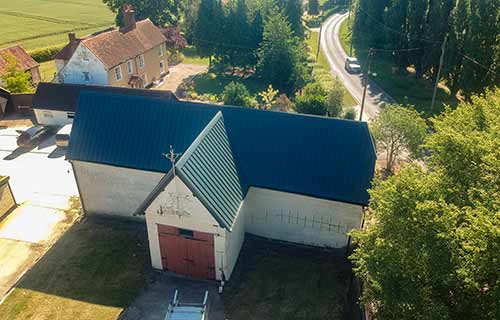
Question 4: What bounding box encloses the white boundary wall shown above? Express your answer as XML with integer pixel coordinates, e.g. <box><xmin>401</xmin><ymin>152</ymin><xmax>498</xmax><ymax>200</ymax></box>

<box><xmin>34</xmin><ymin>109</ymin><xmax>73</xmax><ymax>126</ymax></box>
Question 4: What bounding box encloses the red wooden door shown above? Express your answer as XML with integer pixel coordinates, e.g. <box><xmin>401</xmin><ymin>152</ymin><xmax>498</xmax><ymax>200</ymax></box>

<box><xmin>158</xmin><ymin>225</ymin><xmax>216</xmax><ymax>279</ymax></box>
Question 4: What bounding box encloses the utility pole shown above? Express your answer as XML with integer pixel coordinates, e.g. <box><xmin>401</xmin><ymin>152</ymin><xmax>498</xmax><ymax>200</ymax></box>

<box><xmin>359</xmin><ymin>48</ymin><xmax>374</xmax><ymax>122</ymax></box>
<box><xmin>316</xmin><ymin>23</ymin><xmax>323</xmax><ymax>60</ymax></box>
<box><xmin>430</xmin><ymin>35</ymin><xmax>448</xmax><ymax>115</ymax></box>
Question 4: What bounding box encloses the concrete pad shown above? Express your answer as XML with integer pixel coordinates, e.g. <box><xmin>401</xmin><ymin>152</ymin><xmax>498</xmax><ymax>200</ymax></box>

<box><xmin>0</xmin><ymin>205</ymin><xmax>65</xmax><ymax>243</ymax></box>
<box><xmin>0</xmin><ymin>239</ymin><xmax>36</xmax><ymax>298</ymax></box>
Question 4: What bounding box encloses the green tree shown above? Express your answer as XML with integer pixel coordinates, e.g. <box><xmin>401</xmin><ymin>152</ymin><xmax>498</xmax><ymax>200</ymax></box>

<box><xmin>258</xmin><ymin>85</ymin><xmax>279</xmax><ymax>110</ymax></box>
<box><xmin>325</xmin><ymin>79</ymin><xmax>344</xmax><ymax>117</ymax></box>
<box><xmin>370</xmin><ymin>105</ymin><xmax>427</xmax><ymax>174</ymax></box>
<box><xmin>283</xmin><ymin>0</ymin><xmax>304</xmax><ymax>38</ymax></box>
<box><xmin>257</xmin><ymin>9</ymin><xmax>310</xmax><ymax>92</ymax></box>
<box><xmin>193</xmin><ymin>0</ymin><xmax>224</xmax><ymax>66</ymax></box>
<box><xmin>102</xmin><ymin>0</ymin><xmax>183</xmax><ymax>26</ymax></box>
<box><xmin>249</xmin><ymin>10</ymin><xmax>264</xmax><ymax>66</ymax></box>
<box><xmin>294</xmin><ymin>82</ymin><xmax>327</xmax><ymax>115</ymax></box>
<box><xmin>222</xmin><ymin>81</ymin><xmax>256</xmax><ymax>107</ymax></box>
<box><xmin>351</xmin><ymin>89</ymin><xmax>500</xmax><ymax>319</ymax></box>
<box><xmin>343</xmin><ymin>107</ymin><xmax>357</xmax><ymax>120</ymax></box>
<box><xmin>0</xmin><ymin>54</ymin><xmax>33</xmax><ymax>93</ymax></box>
<box><xmin>222</xmin><ymin>0</ymin><xmax>253</xmax><ymax>68</ymax></box>
<box><xmin>308</xmin><ymin>0</ymin><xmax>319</xmax><ymax>15</ymax></box>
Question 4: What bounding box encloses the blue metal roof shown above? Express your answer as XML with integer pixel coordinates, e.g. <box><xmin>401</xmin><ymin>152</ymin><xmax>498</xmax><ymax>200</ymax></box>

<box><xmin>176</xmin><ymin>112</ymin><xmax>243</xmax><ymax>230</ymax></box>
<box><xmin>68</xmin><ymin>91</ymin><xmax>376</xmax><ymax>210</ymax></box>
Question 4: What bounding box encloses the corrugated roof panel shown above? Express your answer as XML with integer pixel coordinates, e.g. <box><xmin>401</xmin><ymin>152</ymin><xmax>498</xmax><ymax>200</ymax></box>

<box><xmin>68</xmin><ymin>91</ymin><xmax>376</xmax><ymax>209</ymax></box>
<box><xmin>176</xmin><ymin>113</ymin><xmax>243</xmax><ymax>230</ymax></box>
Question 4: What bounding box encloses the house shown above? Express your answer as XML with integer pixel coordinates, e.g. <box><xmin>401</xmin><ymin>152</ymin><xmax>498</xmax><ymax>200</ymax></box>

<box><xmin>32</xmin><ymin>82</ymin><xmax>176</xmax><ymax>126</ymax></box>
<box><xmin>55</xmin><ymin>5</ymin><xmax>167</xmax><ymax>88</ymax></box>
<box><xmin>67</xmin><ymin>90</ymin><xmax>376</xmax><ymax>281</ymax></box>
<box><xmin>0</xmin><ymin>45</ymin><xmax>40</xmax><ymax>84</ymax></box>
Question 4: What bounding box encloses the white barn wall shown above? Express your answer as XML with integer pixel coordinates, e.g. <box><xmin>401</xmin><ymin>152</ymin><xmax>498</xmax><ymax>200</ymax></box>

<box><xmin>59</xmin><ymin>44</ymin><xmax>108</xmax><ymax>85</ymax></box>
<box><xmin>243</xmin><ymin>187</ymin><xmax>363</xmax><ymax>248</ymax></box>
<box><xmin>145</xmin><ymin>177</ymin><xmax>233</xmax><ymax>280</ymax></box>
<box><xmin>224</xmin><ymin>206</ymin><xmax>245</xmax><ymax>280</ymax></box>
<box><xmin>34</xmin><ymin>109</ymin><xmax>73</xmax><ymax>126</ymax></box>
<box><xmin>72</xmin><ymin>160</ymin><xmax>164</xmax><ymax>219</ymax></box>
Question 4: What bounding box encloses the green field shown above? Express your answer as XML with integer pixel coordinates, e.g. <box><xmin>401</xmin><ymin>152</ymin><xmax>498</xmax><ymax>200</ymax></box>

<box><xmin>0</xmin><ymin>0</ymin><xmax>114</xmax><ymax>51</ymax></box>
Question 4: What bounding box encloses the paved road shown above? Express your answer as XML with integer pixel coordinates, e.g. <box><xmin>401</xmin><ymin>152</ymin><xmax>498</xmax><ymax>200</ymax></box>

<box><xmin>321</xmin><ymin>13</ymin><xmax>395</xmax><ymax>121</ymax></box>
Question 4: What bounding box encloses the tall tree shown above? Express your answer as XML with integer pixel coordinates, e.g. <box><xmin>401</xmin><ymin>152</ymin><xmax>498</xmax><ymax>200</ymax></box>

<box><xmin>102</xmin><ymin>0</ymin><xmax>183</xmax><ymax>26</ymax></box>
<box><xmin>351</xmin><ymin>89</ymin><xmax>500</xmax><ymax>319</ymax></box>
<box><xmin>222</xmin><ymin>0</ymin><xmax>253</xmax><ymax>68</ymax></box>
<box><xmin>308</xmin><ymin>0</ymin><xmax>320</xmax><ymax>15</ymax></box>
<box><xmin>257</xmin><ymin>9</ymin><xmax>310</xmax><ymax>92</ymax></box>
<box><xmin>249</xmin><ymin>10</ymin><xmax>264</xmax><ymax>66</ymax></box>
<box><xmin>193</xmin><ymin>0</ymin><xmax>224</xmax><ymax>66</ymax></box>
<box><xmin>370</xmin><ymin>105</ymin><xmax>427</xmax><ymax>174</ymax></box>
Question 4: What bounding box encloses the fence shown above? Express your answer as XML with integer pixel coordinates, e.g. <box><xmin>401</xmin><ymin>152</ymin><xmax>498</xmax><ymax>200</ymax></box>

<box><xmin>0</xmin><ymin>176</ymin><xmax>16</xmax><ymax>219</ymax></box>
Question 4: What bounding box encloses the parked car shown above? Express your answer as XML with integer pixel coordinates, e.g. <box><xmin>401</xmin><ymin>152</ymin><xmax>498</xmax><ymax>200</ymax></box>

<box><xmin>345</xmin><ymin>57</ymin><xmax>362</xmax><ymax>73</ymax></box>
<box><xmin>16</xmin><ymin>126</ymin><xmax>55</xmax><ymax>148</ymax></box>
<box><xmin>55</xmin><ymin>124</ymin><xmax>72</xmax><ymax>148</ymax></box>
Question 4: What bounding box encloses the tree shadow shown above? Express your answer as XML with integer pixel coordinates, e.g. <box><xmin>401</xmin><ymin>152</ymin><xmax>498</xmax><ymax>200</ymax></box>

<box><xmin>14</xmin><ymin>216</ymin><xmax>151</xmax><ymax>308</ymax></box>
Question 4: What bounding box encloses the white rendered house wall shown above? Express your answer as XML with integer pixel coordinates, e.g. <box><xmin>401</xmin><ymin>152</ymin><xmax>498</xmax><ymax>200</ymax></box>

<box><xmin>34</xmin><ymin>109</ymin><xmax>73</xmax><ymax>126</ymax></box>
<box><xmin>58</xmin><ymin>44</ymin><xmax>108</xmax><ymax>85</ymax></box>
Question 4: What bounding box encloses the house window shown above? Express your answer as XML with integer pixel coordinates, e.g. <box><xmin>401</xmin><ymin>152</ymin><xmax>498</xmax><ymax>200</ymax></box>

<box><xmin>158</xmin><ymin>45</ymin><xmax>164</xmax><ymax>57</ymax></box>
<box><xmin>160</xmin><ymin>60</ymin><xmax>165</xmax><ymax>73</ymax></box>
<box><xmin>138</xmin><ymin>54</ymin><xmax>145</xmax><ymax>68</ymax></box>
<box><xmin>114</xmin><ymin>66</ymin><xmax>122</xmax><ymax>81</ymax></box>
<box><xmin>82</xmin><ymin>51</ymin><xmax>89</xmax><ymax>61</ymax></box>
<box><xmin>67</xmin><ymin>112</ymin><xmax>75</xmax><ymax>119</ymax></box>
<box><xmin>127</xmin><ymin>60</ymin><xmax>133</xmax><ymax>74</ymax></box>
<box><xmin>82</xmin><ymin>72</ymin><xmax>90</xmax><ymax>81</ymax></box>
<box><xmin>179</xmin><ymin>228</ymin><xmax>194</xmax><ymax>238</ymax></box>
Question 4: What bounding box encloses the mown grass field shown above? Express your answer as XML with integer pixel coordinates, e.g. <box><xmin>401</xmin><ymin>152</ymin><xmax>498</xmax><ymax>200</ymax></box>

<box><xmin>0</xmin><ymin>0</ymin><xmax>114</xmax><ymax>51</ymax></box>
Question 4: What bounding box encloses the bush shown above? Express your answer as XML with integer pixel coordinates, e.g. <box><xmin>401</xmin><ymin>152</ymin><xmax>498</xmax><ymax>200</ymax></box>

<box><xmin>294</xmin><ymin>82</ymin><xmax>327</xmax><ymax>116</ymax></box>
<box><xmin>222</xmin><ymin>82</ymin><xmax>256</xmax><ymax>108</ymax></box>
<box><xmin>343</xmin><ymin>107</ymin><xmax>357</xmax><ymax>120</ymax></box>
<box><xmin>168</xmin><ymin>51</ymin><xmax>184</xmax><ymax>65</ymax></box>
<box><xmin>29</xmin><ymin>44</ymin><xmax>65</xmax><ymax>63</ymax></box>
<box><xmin>326</xmin><ymin>80</ymin><xmax>344</xmax><ymax>117</ymax></box>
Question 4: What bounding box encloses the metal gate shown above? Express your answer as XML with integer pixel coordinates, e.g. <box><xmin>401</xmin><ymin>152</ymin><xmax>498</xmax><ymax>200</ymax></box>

<box><xmin>158</xmin><ymin>225</ymin><xmax>216</xmax><ymax>280</ymax></box>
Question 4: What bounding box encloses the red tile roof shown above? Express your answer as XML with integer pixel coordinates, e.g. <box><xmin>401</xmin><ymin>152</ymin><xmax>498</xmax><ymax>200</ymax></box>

<box><xmin>0</xmin><ymin>45</ymin><xmax>39</xmax><ymax>75</ymax></box>
<box><xmin>82</xmin><ymin>19</ymin><xmax>166</xmax><ymax>69</ymax></box>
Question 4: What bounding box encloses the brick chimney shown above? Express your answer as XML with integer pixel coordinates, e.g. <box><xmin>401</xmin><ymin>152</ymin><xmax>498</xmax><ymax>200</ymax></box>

<box><xmin>121</xmin><ymin>4</ymin><xmax>136</xmax><ymax>32</ymax></box>
<box><xmin>68</xmin><ymin>32</ymin><xmax>77</xmax><ymax>43</ymax></box>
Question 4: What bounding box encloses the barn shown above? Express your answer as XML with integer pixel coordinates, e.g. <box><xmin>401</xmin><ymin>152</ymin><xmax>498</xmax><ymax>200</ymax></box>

<box><xmin>67</xmin><ymin>90</ymin><xmax>376</xmax><ymax>281</ymax></box>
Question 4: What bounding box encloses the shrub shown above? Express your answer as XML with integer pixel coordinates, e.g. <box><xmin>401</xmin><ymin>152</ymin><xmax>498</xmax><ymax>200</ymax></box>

<box><xmin>326</xmin><ymin>80</ymin><xmax>344</xmax><ymax>117</ymax></box>
<box><xmin>29</xmin><ymin>44</ymin><xmax>65</xmax><ymax>63</ymax></box>
<box><xmin>343</xmin><ymin>107</ymin><xmax>357</xmax><ymax>120</ymax></box>
<box><xmin>294</xmin><ymin>82</ymin><xmax>327</xmax><ymax>116</ymax></box>
<box><xmin>222</xmin><ymin>81</ymin><xmax>256</xmax><ymax>108</ymax></box>
<box><xmin>168</xmin><ymin>51</ymin><xmax>184</xmax><ymax>65</ymax></box>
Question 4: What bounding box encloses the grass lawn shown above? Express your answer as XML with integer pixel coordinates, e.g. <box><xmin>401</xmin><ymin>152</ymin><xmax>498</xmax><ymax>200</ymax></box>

<box><xmin>339</xmin><ymin>18</ymin><xmax>459</xmax><ymax>117</ymax></box>
<box><xmin>182</xmin><ymin>46</ymin><xmax>210</xmax><ymax>66</ymax></box>
<box><xmin>224</xmin><ymin>237</ymin><xmax>350</xmax><ymax>320</ymax></box>
<box><xmin>38</xmin><ymin>60</ymin><xmax>56</xmax><ymax>82</ymax></box>
<box><xmin>307</xmin><ymin>31</ymin><xmax>357</xmax><ymax>108</ymax></box>
<box><xmin>0</xmin><ymin>217</ymin><xmax>149</xmax><ymax>320</ymax></box>
<box><xmin>192</xmin><ymin>72</ymin><xmax>266</xmax><ymax>98</ymax></box>
<box><xmin>0</xmin><ymin>0</ymin><xmax>114</xmax><ymax>51</ymax></box>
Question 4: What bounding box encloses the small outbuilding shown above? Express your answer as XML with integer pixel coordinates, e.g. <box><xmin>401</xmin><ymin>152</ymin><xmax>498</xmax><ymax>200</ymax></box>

<box><xmin>0</xmin><ymin>45</ymin><xmax>40</xmax><ymax>84</ymax></box>
<box><xmin>32</xmin><ymin>82</ymin><xmax>177</xmax><ymax>126</ymax></box>
<box><xmin>67</xmin><ymin>90</ymin><xmax>376</xmax><ymax>280</ymax></box>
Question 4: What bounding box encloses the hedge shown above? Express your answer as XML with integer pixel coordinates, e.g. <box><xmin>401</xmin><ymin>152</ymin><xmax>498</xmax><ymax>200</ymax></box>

<box><xmin>28</xmin><ymin>44</ymin><xmax>66</xmax><ymax>63</ymax></box>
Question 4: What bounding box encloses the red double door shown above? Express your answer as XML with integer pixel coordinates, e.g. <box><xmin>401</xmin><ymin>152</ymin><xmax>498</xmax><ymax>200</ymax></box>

<box><xmin>158</xmin><ymin>225</ymin><xmax>216</xmax><ymax>280</ymax></box>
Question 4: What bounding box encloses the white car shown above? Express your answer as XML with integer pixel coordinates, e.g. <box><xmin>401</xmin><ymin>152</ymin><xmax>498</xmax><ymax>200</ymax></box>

<box><xmin>345</xmin><ymin>57</ymin><xmax>362</xmax><ymax>74</ymax></box>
